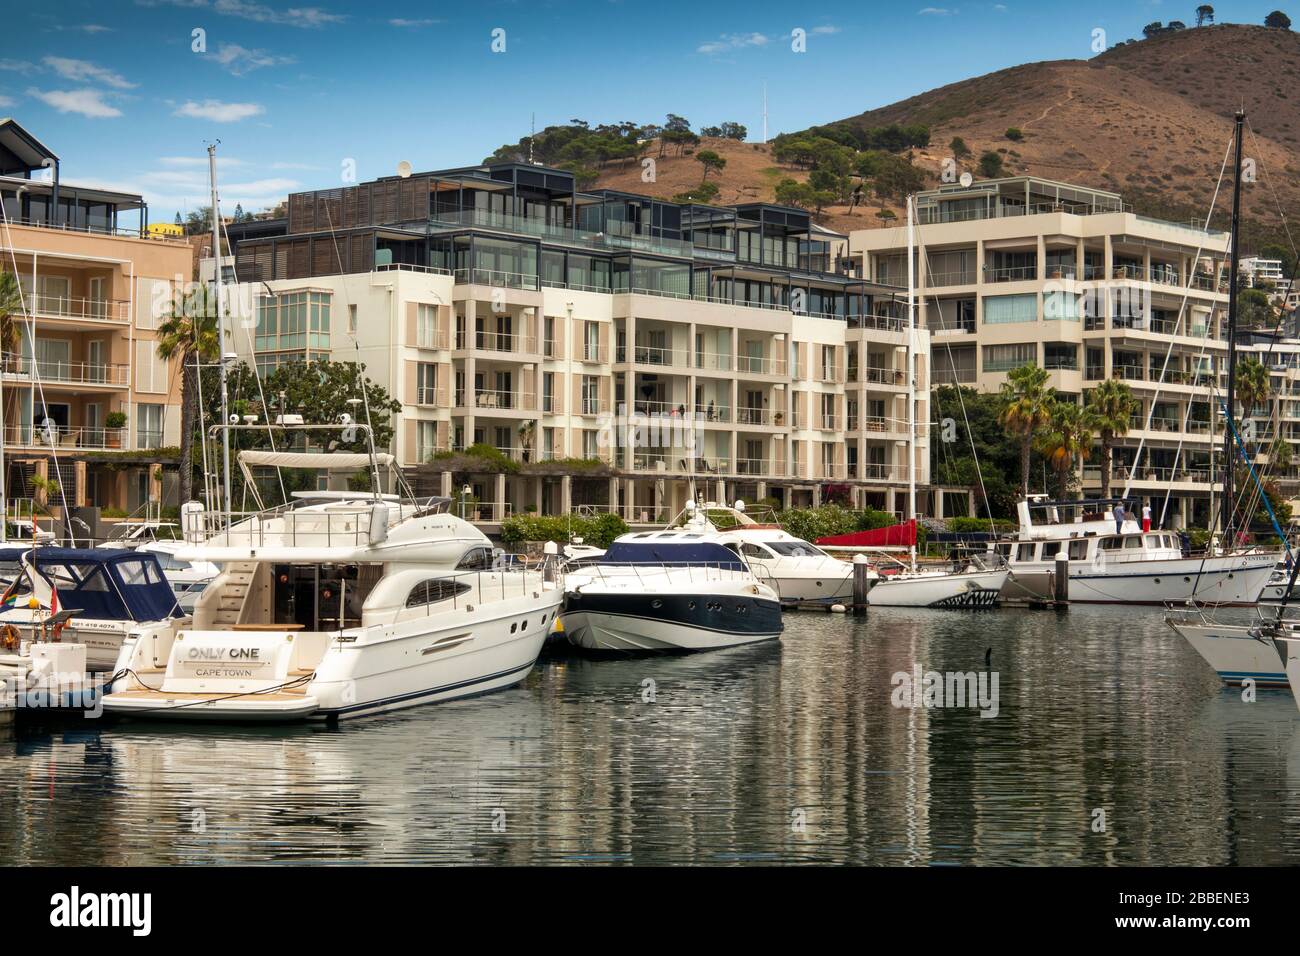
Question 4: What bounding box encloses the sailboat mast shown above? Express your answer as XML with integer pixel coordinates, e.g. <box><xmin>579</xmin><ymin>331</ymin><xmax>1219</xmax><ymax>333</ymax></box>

<box><xmin>907</xmin><ymin>194</ymin><xmax>917</xmax><ymax>571</ymax></box>
<box><xmin>208</xmin><ymin>144</ymin><xmax>232</xmax><ymax>519</ymax></box>
<box><xmin>1221</xmin><ymin>110</ymin><xmax>1245</xmax><ymax>546</ymax></box>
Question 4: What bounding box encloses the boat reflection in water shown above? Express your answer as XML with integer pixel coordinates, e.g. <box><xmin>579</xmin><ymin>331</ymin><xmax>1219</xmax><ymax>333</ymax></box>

<box><xmin>2</xmin><ymin>607</ymin><xmax>1299</xmax><ymax>865</ymax></box>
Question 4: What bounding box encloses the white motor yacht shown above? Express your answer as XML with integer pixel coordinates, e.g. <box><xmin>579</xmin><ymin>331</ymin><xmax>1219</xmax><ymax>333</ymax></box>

<box><xmin>103</xmin><ymin>450</ymin><xmax>562</xmax><ymax>722</ymax></box>
<box><xmin>561</xmin><ymin>512</ymin><xmax>783</xmax><ymax>652</ymax></box>
<box><xmin>681</xmin><ymin>502</ymin><xmax>854</xmax><ymax>605</ymax></box>
<box><xmin>996</xmin><ymin>496</ymin><xmax>1275</xmax><ymax>606</ymax></box>
<box><xmin>1165</xmin><ymin>609</ymin><xmax>1291</xmax><ymax>688</ymax></box>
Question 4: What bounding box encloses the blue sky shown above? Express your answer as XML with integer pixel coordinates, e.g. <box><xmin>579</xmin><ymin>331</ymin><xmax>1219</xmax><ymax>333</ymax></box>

<box><xmin>0</xmin><ymin>0</ymin><xmax>1289</xmax><ymax>221</ymax></box>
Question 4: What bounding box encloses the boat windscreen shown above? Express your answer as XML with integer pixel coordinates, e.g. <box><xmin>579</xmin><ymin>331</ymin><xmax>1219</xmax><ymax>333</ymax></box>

<box><xmin>602</xmin><ymin>540</ymin><xmax>746</xmax><ymax>570</ymax></box>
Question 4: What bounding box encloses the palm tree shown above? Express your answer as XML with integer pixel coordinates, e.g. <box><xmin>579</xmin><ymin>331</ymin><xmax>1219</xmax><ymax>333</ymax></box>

<box><xmin>1233</xmin><ymin>356</ymin><xmax>1271</xmax><ymax>446</ymax></box>
<box><xmin>0</xmin><ymin>271</ymin><xmax>23</xmax><ymax>368</ymax></box>
<box><xmin>1036</xmin><ymin>400</ymin><xmax>1094</xmax><ymax>499</ymax></box>
<box><xmin>998</xmin><ymin>363</ymin><xmax>1055</xmax><ymax>498</ymax></box>
<box><xmin>156</xmin><ymin>284</ymin><xmax>221</xmax><ymax>505</ymax></box>
<box><xmin>1083</xmin><ymin>379</ymin><xmax>1139</xmax><ymax>498</ymax></box>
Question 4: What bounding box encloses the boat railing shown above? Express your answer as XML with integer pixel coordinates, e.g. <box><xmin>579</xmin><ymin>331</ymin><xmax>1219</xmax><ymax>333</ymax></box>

<box><xmin>194</xmin><ymin>505</ymin><xmax>383</xmax><ymax>549</ymax></box>
<box><xmin>567</xmin><ymin>560</ymin><xmax>777</xmax><ymax>594</ymax></box>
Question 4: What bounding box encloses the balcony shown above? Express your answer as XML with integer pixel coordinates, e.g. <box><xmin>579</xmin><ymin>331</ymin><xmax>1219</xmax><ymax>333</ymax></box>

<box><xmin>2</xmin><ymin>355</ymin><xmax>130</xmax><ymax>388</ymax></box>
<box><xmin>5</xmin><ymin>424</ymin><xmax>131</xmax><ymax>450</ymax></box>
<box><xmin>453</xmin><ymin>389</ymin><xmax>537</xmax><ymax>412</ymax></box>
<box><xmin>454</xmin><ymin>329</ymin><xmax>537</xmax><ymax>354</ymax></box>
<box><xmin>453</xmin><ymin>268</ymin><xmax>539</xmax><ymax>291</ymax></box>
<box><xmin>986</xmin><ymin>264</ymin><xmax>1038</xmax><ymax>283</ymax></box>
<box><xmin>628</xmin><ymin>344</ymin><xmax>688</xmax><ymax>368</ymax></box>
<box><xmin>733</xmin><ymin>354</ymin><xmax>786</xmax><ymax>376</ymax></box>
<box><xmin>862</xmin><ymin>365</ymin><xmax>907</xmax><ymax>387</ymax></box>
<box><xmin>26</xmin><ymin>294</ymin><xmax>130</xmax><ymax>325</ymax></box>
<box><xmin>694</xmin><ymin>403</ymin><xmax>731</xmax><ymax>423</ymax></box>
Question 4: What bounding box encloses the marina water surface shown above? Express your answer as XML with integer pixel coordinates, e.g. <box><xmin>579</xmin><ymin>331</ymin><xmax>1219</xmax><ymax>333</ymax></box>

<box><xmin>2</xmin><ymin>605</ymin><xmax>1297</xmax><ymax>866</ymax></box>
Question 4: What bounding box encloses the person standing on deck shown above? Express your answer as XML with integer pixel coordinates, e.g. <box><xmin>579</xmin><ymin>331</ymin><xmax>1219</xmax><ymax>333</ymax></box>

<box><xmin>1113</xmin><ymin>502</ymin><xmax>1126</xmax><ymax>535</ymax></box>
<box><xmin>1142</xmin><ymin>502</ymin><xmax>1152</xmax><ymax>532</ymax></box>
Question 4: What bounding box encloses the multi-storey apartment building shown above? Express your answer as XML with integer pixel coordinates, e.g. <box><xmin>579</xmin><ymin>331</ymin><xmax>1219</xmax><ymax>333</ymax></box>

<box><xmin>0</xmin><ymin>119</ymin><xmax>187</xmax><ymax>515</ymax></box>
<box><xmin>230</xmin><ymin>161</ymin><xmax>954</xmax><ymax>524</ymax></box>
<box><xmin>847</xmin><ymin>176</ymin><xmax>1235</xmax><ymax>528</ymax></box>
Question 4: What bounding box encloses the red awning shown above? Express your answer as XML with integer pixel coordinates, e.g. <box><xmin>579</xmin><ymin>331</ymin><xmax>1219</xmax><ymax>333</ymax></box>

<box><xmin>817</xmin><ymin>519</ymin><xmax>916</xmax><ymax>548</ymax></box>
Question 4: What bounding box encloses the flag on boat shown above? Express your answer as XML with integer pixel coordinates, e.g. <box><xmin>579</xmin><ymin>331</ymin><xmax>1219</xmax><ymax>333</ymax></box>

<box><xmin>816</xmin><ymin>519</ymin><xmax>917</xmax><ymax>549</ymax></box>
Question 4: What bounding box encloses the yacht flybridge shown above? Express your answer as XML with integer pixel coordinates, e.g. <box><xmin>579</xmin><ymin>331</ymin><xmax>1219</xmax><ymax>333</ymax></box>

<box><xmin>1001</xmin><ymin>496</ymin><xmax>1275</xmax><ymax>606</ymax></box>
<box><xmin>102</xmin><ymin>448</ymin><xmax>562</xmax><ymax>721</ymax></box>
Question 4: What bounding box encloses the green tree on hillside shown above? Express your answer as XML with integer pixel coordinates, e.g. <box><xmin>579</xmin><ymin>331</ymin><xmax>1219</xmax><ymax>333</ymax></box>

<box><xmin>1265</xmin><ymin>10</ymin><xmax>1292</xmax><ymax>29</ymax></box>
<box><xmin>978</xmin><ymin>151</ymin><xmax>1004</xmax><ymax>177</ymax></box>
<box><xmin>695</xmin><ymin>149</ymin><xmax>726</xmax><ymax>182</ymax></box>
<box><xmin>1196</xmin><ymin>5</ymin><xmax>1214</xmax><ymax>26</ymax></box>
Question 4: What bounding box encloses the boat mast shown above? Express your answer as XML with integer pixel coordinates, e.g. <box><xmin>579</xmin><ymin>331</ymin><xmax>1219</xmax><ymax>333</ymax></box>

<box><xmin>906</xmin><ymin>194</ymin><xmax>917</xmax><ymax>572</ymax></box>
<box><xmin>1221</xmin><ymin>110</ymin><xmax>1244</xmax><ymax>547</ymax></box>
<box><xmin>207</xmin><ymin>143</ymin><xmax>233</xmax><ymax>520</ymax></box>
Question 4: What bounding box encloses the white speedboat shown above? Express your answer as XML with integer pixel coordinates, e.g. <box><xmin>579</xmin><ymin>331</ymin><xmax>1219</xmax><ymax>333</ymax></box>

<box><xmin>0</xmin><ymin>546</ymin><xmax>184</xmax><ymax>678</ymax></box>
<box><xmin>102</xmin><ymin>449</ymin><xmax>562</xmax><ymax>722</ymax></box>
<box><xmin>865</xmin><ymin>555</ymin><xmax>1009</xmax><ymax>608</ymax></box>
<box><xmin>561</xmin><ymin>518</ymin><xmax>783</xmax><ymax>652</ymax></box>
<box><xmin>995</xmin><ymin>496</ymin><xmax>1276</xmax><ymax>606</ymax></box>
<box><xmin>683</xmin><ymin>502</ymin><xmax>854</xmax><ymax>605</ymax></box>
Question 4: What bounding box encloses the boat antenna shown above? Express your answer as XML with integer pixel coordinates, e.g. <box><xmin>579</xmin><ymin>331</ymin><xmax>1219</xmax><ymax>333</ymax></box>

<box><xmin>208</xmin><ymin>142</ymin><xmax>233</xmax><ymax>521</ymax></box>
<box><xmin>1221</xmin><ymin>110</ymin><xmax>1245</xmax><ymax>547</ymax></box>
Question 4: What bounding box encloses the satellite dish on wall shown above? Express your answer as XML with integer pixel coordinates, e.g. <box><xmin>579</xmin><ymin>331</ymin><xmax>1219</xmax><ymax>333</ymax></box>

<box><xmin>396</xmin><ymin>160</ymin><xmax>412</xmax><ymax>179</ymax></box>
<box><xmin>959</xmin><ymin>171</ymin><xmax>973</xmax><ymax>188</ymax></box>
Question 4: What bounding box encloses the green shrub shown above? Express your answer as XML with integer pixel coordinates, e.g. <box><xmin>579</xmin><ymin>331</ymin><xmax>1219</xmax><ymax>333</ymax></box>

<box><xmin>1004</xmin><ymin>127</ymin><xmax>1023</xmax><ymax>141</ymax></box>
<box><xmin>947</xmin><ymin>516</ymin><xmax>1017</xmax><ymax>533</ymax></box>
<box><xmin>500</xmin><ymin>512</ymin><xmax>629</xmax><ymax>549</ymax></box>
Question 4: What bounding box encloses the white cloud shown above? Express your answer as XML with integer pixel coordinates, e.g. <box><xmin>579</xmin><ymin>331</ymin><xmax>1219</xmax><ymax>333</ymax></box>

<box><xmin>42</xmin><ymin>56</ymin><xmax>136</xmax><ymax>89</ymax></box>
<box><xmin>697</xmin><ymin>32</ymin><xmax>770</xmax><ymax>55</ymax></box>
<box><xmin>27</xmin><ymin>87</ymin><xmax>123</xmax><ymax>118</ymax></box>
<box><xmin>918</xmin><ymin>7</ymin><xmax>958</xmax><ymax>14</ymax></box>
<box><xmin>811</xmin><ymin>25</ymin><xmax>841</xmax><ymax>34</ymax></box>
<box><xmin>389</xmin><ymin>18</ymin><xmax>438</xmax><ymax>27</ymax></box>
<box><xmin>209</xmin><ymin>42</ymin><xmax>295</xmax><ymax>75</ymax></box>
<box><xmin>139</xmin><ymin>0</ymin><xmax>345</xmax><ymax>28</ymax></box>
<box><xmin>173</xmin><ymin>99</ymin><xmax>265</xmax><ymax>122</ymax></box>
<box><xmin>0</xmin><ymin>60</ymin><xmax>33</xmax><ymax>72</ymax></box>
<box><xmin>51</xmin><ymin>24</ymin><xmax>115</xmax><ymax>33</ymax></box>
<box><xmin>0</xmin><ymin>95</ymin><xmax>14</xmax><ymax>108</ymax></box>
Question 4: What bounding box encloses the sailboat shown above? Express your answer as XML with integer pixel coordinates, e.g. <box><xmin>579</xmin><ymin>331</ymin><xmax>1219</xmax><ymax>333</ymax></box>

<box><xmin>855</xmin><ymin>194</ymin><xmax>1009</xmax><ymax>608</ymax></box>
<box><xmin>1166</xmin><ymin>109</ymin><xmax>1294</xmax><ymax>685</ymax></box>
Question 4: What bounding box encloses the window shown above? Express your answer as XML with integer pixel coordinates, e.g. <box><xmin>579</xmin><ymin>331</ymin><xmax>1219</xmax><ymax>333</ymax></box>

<box><xmin>137</xmin><ymin>403</ymin><xmax>163</xmax><ymax>449</ymax></box>
<box><xmin>768</xmin><ymin>540</ymin><xmax>827</xmax><ymax>557</ymax></box>
<box><xmin>584</xmin><ymin>321</ymin><xmax>600</xmax><ymax>361</ymax></box>
<box><xmin>134</xmin><ymin>340</ymin><xmax>166</xmax><ymax>393</ymax></box>
<box><xmin>1043</xmin><ymin>290</ymin><xmax>1079</xmax><ymax>321</ymax></box>
<box><xmin>417</xmin><ymin>363</ymin><xmax>437</xmax><ymax>404</ymax></box>
<box><xmin>348</xmin><ymin>304</ymin><xmax>358</xmax><ymax>334</ymax></box>
<box><xmin>983</xmin><ymin>294</ymin><xmax>1038</xmax><ymax>325</ymax></box>
<box><xmin>983</xmin><ymin>343</ymin><xmax>1037</xmax><ymax>372</ymax></box>
<box><xmin>1068</xmin><ymin>539</ymin><xmax>1089</xmax><ymax>561</ymax></box>
<box><xmin>1016</xmin><ymin>543</ymin><xmax>1036</xmax><ymax>562</ymax></box>
<box><xmin>416</xmin><ymin>304</ymin><xmax>436</xmax><ymax>346</ymax></box>
<box><xmin>1043</xmin><ymin>343</ymin><xmax>1078</xmax><ymax>370</ymax></box>
<box><xmin>417</xmin><ymin>421</ymin><xmax>437</xmax><ymax>462</ymax></box>
<box><xmin>456</xmin><ymin>547</ymin><xmax>494</xmax><ymax>570</ymax></box>
<box><xmin>405</xmin><ymin>579</ymin><xmax>472</xmax><ymax>607</ymax></box>
<box><xmin>116</xmin><ymin>559</ymin><xmax>163</xmax><ymax>586</ymax></box>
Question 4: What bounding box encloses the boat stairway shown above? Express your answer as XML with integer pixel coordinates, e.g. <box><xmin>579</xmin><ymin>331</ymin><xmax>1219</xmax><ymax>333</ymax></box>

<box><xmin>211</xmin><ymin>561</ymin><xmax>257</xmax><ymax>627</ymax></box>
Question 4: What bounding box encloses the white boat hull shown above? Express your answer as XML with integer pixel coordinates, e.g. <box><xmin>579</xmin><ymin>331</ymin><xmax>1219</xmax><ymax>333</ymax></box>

<box><xmin>1168</xmin><ymin>620</ymin><xmax>1289</xmax><ymax>687</ymax></box>
<box><xmin>104</xmin><ymin>588</ymin><xmax>563</xmax><ymax>722</ymax></box>
<box><xmin>866</xmin><ymin>569</ymin><xmax>1009</xmax><ymax>608</ymax></box>
<box><xmin>1009</xmin><ymin>554</ymin><xmax>1274</xmax><ymax>606</ymax></box>
<box><xmin>562</xmin><ymin>607</ymin><xmax>780</xmax><ymax>652</ymax></box>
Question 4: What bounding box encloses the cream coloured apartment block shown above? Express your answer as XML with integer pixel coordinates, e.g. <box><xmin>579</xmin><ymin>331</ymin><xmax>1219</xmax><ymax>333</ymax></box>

<box><xmin>846</xmin><ymin>177</ymin><xmax>1234</xmax><ymax>528</ymax></box>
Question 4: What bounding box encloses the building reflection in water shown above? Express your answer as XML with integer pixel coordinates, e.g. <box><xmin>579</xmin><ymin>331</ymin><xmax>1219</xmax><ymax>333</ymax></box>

<box><xmin>0</xmin><ymin>606</ymin><xmax>1297</xmax><ymax>865</ymax></box>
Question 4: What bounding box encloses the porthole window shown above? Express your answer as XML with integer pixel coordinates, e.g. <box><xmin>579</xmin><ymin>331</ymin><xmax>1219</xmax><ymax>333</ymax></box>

<box><xmin>651</xmin><ymin>600</ymin><xmax>662</xmax><ymax>609</ymax></box>
<box><xmin>510</xmin><ymin>622</ymin><xmax>517</xmax><ymax>633</ymax></box>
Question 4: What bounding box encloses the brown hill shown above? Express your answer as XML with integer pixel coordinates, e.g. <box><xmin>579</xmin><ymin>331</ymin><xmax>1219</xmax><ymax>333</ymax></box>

<box><xmin>594</xmin><ymin>24</ymin><xmax>1300</xmax><ymax>249</ymax></box>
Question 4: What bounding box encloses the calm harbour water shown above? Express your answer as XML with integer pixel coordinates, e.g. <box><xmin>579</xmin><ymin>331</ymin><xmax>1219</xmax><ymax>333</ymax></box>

<box><xmin>2</xmin><ymin>605</ymin><xmax>1299</xmax><ymax>866</ymax></box>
